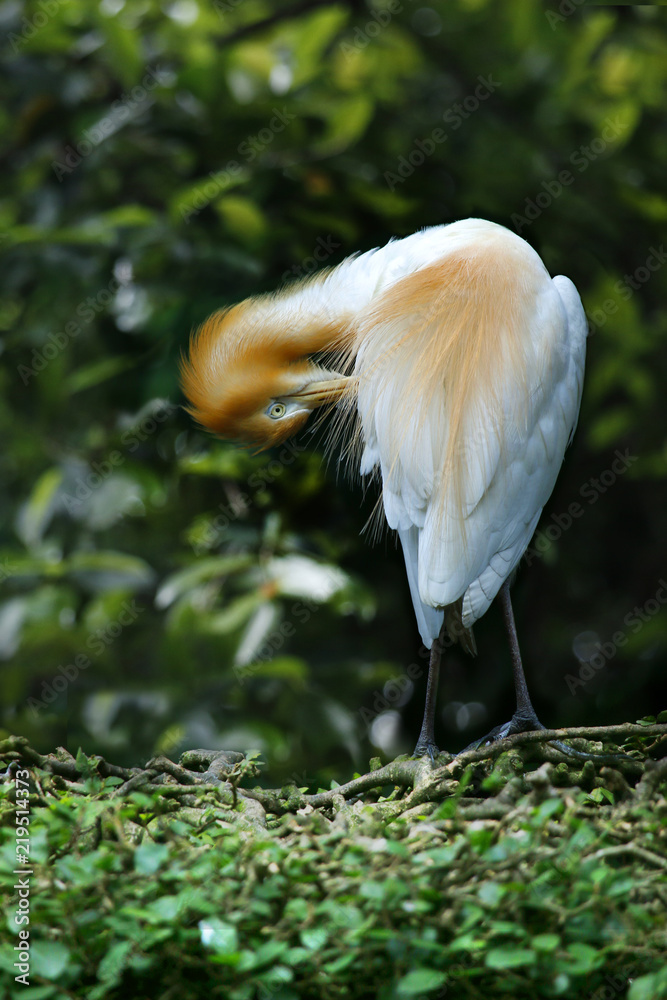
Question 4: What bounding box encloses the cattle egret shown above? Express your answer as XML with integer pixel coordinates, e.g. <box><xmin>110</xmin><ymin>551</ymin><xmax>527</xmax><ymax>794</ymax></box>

<box><xmin>181</xmin><ymin>219</ymin><xmax>587</xmax><ymax>757</ymax></box>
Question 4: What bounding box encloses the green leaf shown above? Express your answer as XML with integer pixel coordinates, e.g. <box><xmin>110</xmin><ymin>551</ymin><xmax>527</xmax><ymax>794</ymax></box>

<box><xmin>170</xmin><ymin>170</ymin><xmax>251</xmax><ymax>223</ymax></box>
<box><xmin>91</xmin><ymin>205</ymin><xmax>159</xmax><ymax>230</ymax></box>
<box><xmin>291</xmin><ymin>6</ymin><xmax>349</xmax><ymax>85</ymax></box>
<box><xmin>563</xmin><ymin>943</ymin><xmax>604</xmax><ymax>974</ymax></box>
<box><xmin>283</xmin><ymin>898</ymin><xmax>308</xmax><ymax>922</ymax></box>
<box><xmin>588</xmin><ymin>406</ymin><xmax>636</xmax><ymax>449</ymax></box>
<box><xmin>96</xmin><ymin>940</ymin><xmax>133</xmax><ymax>988</ymax></box>
<box><xmin>95</xmin><ymin>12</ymin><xmax>144</xmax><ymax>87</ymax></box>
<box><xmin>535</xmin><ymin>797</ymin><xmax>565</xmax><ymax>820</ymax></box>
<box><xmin>134</xmin><ymin>842</ymin><xmax>170</xmax><ymax>875</ymax></box>
<box><xmin>65</xmin><ymin>550</ymin><xmax>155</xmax><ymax>591</ymax></box>
<box><xmin>315</xmin><ymin>94</ymin><xmax>373</xmax><ymax>155</ymax></box>
<box><xmin>7</xmin><ymin>987</ymin><xmax>57</xmax><ymax>1000</ymax></box>
<box><xmin>31</xmin><ymin>940</ymin><xmax>71</xmax><ymax>980</ymax></box>
<box><xmin>323</xmin><ymin>950</ymin><xmax>358</xmax><ymax>974</ymax></box>
<box><xmin>216</xmin><ymin>196</ymin><xmax>267</xmax><ymax>243</ymax></box>
<box><xmin>6</xmin><ymin>224</ymin><xmax>117</xmax><ymax>247</ymax></box>
<box><xmin>178</xmin><ymin>447</ymin><xmax>257</xmax><ymax>480</ymax></box>
<box><xmin>240</xmin><ymin>656</ymin><xmax>308</xmax><ymax>687</ymax></box>
<box><xmin>486</xmin><ymin>948</ymin><xmax>537</xmax><ymax>969</ymax></box>
<box><xmin>628</xmin><ymin>967</ymin><xmax>667</xmax><ymax>1000</ymax></box>
<box><xmin>140</xmin><ymin>895</ymin><xmax>186</xmax><ymax>922</ymax></box>
<box><xmin>206</xmin><ymin>592</ymin><xmax>264</xmax><ymax>635</ymax></box>
<box><xmin>66</xmin><ymin>356</ymin><xmax>137</xmax><ymax>395</ymax></box>
<box><xmin>532</xmin><ymin>934</ymin><xmax>561</xmax><ymax>953</ymax></box>
<box><xmin>156</xmin><ymin>555</ymin><xmax>255</xmax><ymax>608</ymax></box>
<box><xmin>587</xmin><ymin>787</ymin><xmax>614</xmax><ymax>805</ymax></box>
<box><xmin>396</xmin><ymin>968</ymin><xmax>448</xmax><ymax>996</ymax></box>
<box><xmin>299</xmin><ymin>927</ymin><xmax>328</xmax><ymax>950</ymax></box>
<box><xmin>448</xmin><ymin>934</ymin><xmax>485</xmax><ymax>953</ymax></box>
<box><xmin>16</xmin><ymin>467</ymin><xmax>63</xmax><ymax>548</ymax></box>
<box><xmin>238</xmin><ymin>940</ymin><xmax>288</xmax><ymax>971</ymax></box>
<box><xmin>0</xmin><ymin>597</ymin><xmax>27</xmax><ymax>658</ymax></box>
<box><xmin>478</xmin><ymin>881</ymin><xmax>505</xmax><ymax>907</ymax></box>
<box><xmin>200</xmin><ymin>918</ymin><xmax>239</xmax><ymax>956</ymax></box>
<box><xmin>415</xmin><ymin>845</ymin><xmax>460</xmax><ymax>865</ymax></box>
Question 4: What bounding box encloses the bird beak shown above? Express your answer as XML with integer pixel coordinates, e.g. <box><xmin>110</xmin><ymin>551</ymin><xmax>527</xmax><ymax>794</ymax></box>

<box><xmin>287</xmin><ymin>377</ymin><xmax>350</xmax><ymax>409</ymax></box>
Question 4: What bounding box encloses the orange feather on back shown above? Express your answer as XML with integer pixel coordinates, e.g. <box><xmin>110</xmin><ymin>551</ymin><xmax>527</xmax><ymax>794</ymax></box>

<box><xmin>341</xmin><ymin>233</ymin><xmax>552</xmax><ymax>525</ymax></box>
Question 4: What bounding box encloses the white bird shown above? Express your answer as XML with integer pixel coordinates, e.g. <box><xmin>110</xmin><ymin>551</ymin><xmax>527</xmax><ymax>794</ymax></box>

<box><xmin>181</xmin><ymin>218</ymin><xmax>587</xmax><ymax>756</ymax></box>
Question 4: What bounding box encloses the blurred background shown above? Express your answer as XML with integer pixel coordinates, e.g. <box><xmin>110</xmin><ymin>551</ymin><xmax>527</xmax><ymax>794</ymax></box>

<box><xmin>1</xmin><ymin>0</ymin><xmax>665</xmax><ymax>786</ymax></box>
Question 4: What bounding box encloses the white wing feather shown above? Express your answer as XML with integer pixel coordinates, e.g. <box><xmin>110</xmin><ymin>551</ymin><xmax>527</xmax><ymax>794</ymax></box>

<box><xmin>355</xmin><ymin>225</ymin><xmax>587</xmax><ymax>647</ymax></box>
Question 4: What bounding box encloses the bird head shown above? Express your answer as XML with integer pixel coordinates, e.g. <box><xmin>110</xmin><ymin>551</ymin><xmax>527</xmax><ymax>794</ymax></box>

<box><xmin>180</xmin><ymin>299</ymin><xmax>351</xmax><ymax>448</ymax></box>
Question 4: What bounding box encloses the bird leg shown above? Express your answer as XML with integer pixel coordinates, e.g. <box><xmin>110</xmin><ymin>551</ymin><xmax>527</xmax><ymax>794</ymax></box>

<box><xmin>413</xmin><ymin>618</ymin><xmax>449</xmax><ymax>759</ymax></box>
<box><xmin>413</xmin><ymin>587</ymin><xmax>543</xmax><ymax>759</ymax></box>
<box><xmin>463</xmin><ymin>582</ymin><xmax>631</xmax><ymax>763</ymax></box>
<box><xmin>498</xmin><ymin>579</ymin><xmax>544</xmax><ymax>733</ymax></box>
<box><xmin>462</xmin><ymin>580</ymin><xmax>545</xmax><ymax>749</ymax></box>
<box><xmin>412</xmin><ymin>585</ymin><xmax>629</xmax><ymax>764</ymax></box>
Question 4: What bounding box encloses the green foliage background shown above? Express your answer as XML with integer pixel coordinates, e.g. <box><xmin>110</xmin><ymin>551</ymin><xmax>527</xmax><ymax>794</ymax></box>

<box><xmin>1</xmin><ymin>0</ymin><xmax>666</xmax><ymax>784</ymax></box>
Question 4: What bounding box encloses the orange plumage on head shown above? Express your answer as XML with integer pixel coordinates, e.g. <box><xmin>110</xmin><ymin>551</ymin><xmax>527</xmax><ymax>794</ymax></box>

<box><xmin>180</xmin><ymin>293</ymin><xmax>352</xmax><ymax>449</ymax></box>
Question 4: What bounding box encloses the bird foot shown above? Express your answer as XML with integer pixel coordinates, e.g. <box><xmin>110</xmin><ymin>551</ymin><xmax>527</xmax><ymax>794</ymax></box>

<box><xmin>412</xmin><ymin>737</ymin><xmax>441</xmax><ymax>762</ymax></box>
<box><xmin>461</xmin><ymin>712</ymin><xmax>632</xmax><ymax>764</ymax></box>
<box><xmin>462</xmin><ymin>710</ymin><xmax>546</xmax><ymax>752</ymax></box>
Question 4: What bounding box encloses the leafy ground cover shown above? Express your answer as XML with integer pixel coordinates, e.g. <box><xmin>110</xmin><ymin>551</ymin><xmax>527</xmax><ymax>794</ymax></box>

<box><xmin>2</xmin><ymin>722</ymin><xmax>666</xmax><ymax>1000</ymax></box>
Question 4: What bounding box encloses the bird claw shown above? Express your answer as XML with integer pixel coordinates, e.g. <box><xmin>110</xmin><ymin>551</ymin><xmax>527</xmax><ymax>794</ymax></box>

<box><xmin>460</xmin><ymin>713</ymin><xmax>632</xmax><ymax>764</ymax></box>
<box><xmin>412</xmin><ymin>739</ymin><xmax>441</xmax><ymax>762</ymax></box>
<box><xmin>461</xmin><ymin>710</ymin><xmax>546</xmax><ymax>753</ymax></box>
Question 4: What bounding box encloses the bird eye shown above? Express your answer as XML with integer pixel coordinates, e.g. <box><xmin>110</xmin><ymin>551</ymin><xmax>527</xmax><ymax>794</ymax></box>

<box><xmin>268</xmin><ymin>402</ymin><xmax>286</xmax><ymax>419</ymax></box>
